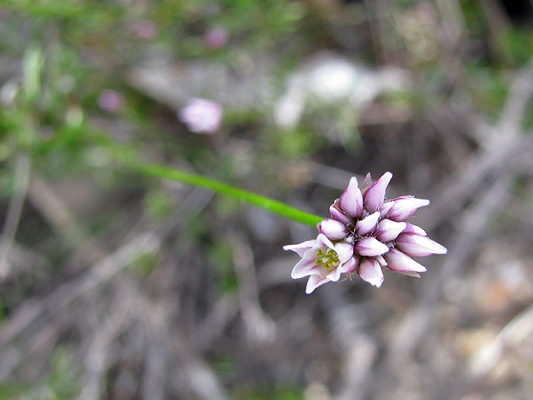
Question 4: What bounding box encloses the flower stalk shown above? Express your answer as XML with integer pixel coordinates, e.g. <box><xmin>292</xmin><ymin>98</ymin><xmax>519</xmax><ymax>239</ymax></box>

<box><xmin>89</xmin><ymin>134</ymin><xmax>323</xmax><ymax>226</ymax></box>
<box><xmin>135</xmin><ymin>162</ymin><xmax>324</xmax><ymax>226</ymax></box>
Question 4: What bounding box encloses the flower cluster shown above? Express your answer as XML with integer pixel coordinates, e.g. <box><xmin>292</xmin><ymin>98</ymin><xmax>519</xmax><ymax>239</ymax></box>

<box><xmin>284</xmin><ymin>172</ymin><xmax>447</xmax><ymax>293</ymax></box>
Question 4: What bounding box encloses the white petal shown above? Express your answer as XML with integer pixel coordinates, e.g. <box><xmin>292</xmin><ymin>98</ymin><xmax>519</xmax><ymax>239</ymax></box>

<box><xmin>283</xmin><ymin>239</ymin><xmax>317</xmax><ymax>257</ymax></box>
<box><xmin>339</xmin><ymin>256</ymin><xmax>359</xmax><ymax>274</ymax></box>
<box><xmin>316</xmin><ymin>233</ymin><xmax>335</xmax><ymax>251</ymax></box>
<box><xmin>361</xmin><ymin>173</ymin><xmax>373</xmax><ymax>194</ymax></box>
<box><xmin>334</xmin><ymin>242</ymin><xmax>355</xmax><ymax>264</ymax></box>
<box><xmin>305</xmin><ymin>274</ymin><xmax>330</xmax><ymax>294</ymax></box>
<box><xmin>291</xmin><ymin>252</ymin><xmax>320</xmax><ymax>279</ymax></box>
<box><xmin>328</xmin><ymin>265</ymin><xmax>343</xmax><ymax>282</ymax></box>
<box><xmin>380</xmin><ymin>201</ymin><xmax>394</xmax><ymax>218</ymax></box>
<box><xmin>375</xmin><ymin>255</ymin><xmax>388</xmax><ymax>267</ymax></box>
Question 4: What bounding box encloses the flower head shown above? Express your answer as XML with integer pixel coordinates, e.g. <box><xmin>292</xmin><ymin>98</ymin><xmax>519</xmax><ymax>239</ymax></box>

<box><xmin>284</xmin><ymin>172</ymin><xmax>446</xmax><ymax>293</ymax></box>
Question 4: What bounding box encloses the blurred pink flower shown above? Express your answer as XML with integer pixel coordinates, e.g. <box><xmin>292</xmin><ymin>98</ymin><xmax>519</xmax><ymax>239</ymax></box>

<box><xmin>134</xmin><ymin>20</ymin><xmax>156</xmax><ymax>39</ymax></box>
<box><xmin>98</xmin><ymin>89</ymin><xmax>123</xmax><ymax>113</ymax></box>
<box><xmin>284</xmin><ymin>172</ymin><xmax>447</xmax><ymax>293</ymax></box>
<box><xmin>205</xmin><ymin>26</ymin><xmax>229</xmax><ymax>49</ymax></box>
<box><xmin>179</xmin><ymin>98</ymin><xmax>223</xmax><ymax>134</ymax></box>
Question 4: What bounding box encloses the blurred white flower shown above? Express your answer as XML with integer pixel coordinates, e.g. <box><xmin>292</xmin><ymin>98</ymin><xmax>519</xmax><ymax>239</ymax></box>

<box><xmin>179</xmin><ymin>98</ymin><xmax>223</xmax><ymax>134</ymax></box>
<box><xmin>273</xmin><ymin>53</ymin><xmax>410</xmax><ymax>130</ymax></box>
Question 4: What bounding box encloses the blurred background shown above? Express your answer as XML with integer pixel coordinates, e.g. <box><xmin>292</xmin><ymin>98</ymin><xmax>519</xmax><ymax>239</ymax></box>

<box><xmin>1</xmin><ymin>0</ymin><xmax>533</xmax><ymax>399</ymax></box>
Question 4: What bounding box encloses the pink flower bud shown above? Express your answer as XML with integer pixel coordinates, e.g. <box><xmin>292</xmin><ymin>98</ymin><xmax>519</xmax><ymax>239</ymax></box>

<box><xmin>376</xmin><ymin>219</ymin><xmax>407</xmax><ymax>242</ymax></box>
<box><xmin>355</xmin><ymin>237</ymin><xmax>389</xmax><ymax>257</ymax></box>
<box><xmin>318</xmin><ymin>218</ymin><xmax>349</xmax><ymax>240</ymax></box>
<box><xmin>402</xmin><ymin>222</ymin><xmax>427</xmax><ymax>236</ymax></box>
<box><xmin>380</xmin><ymin>201</ymin><xmax>394</xmax><ymax>218</ymax></box>
<box><xmin>334</xmin><ymin>241</ymin><xmax>355</xmax><ymax>264</ymax></box>
<box><xmin>354</xmin><ymin>211</ymin><xmax>380</xmax><ymax>236</ymax></box>
<box><xmin>386</xmin><ymin>196</ymin><xmax>430</xmax><ymax>221</ymax></box>
<box><xmin>329</xmin><ymin>201</ymin><xmax>353</xmax><ymax>225</ymax></box>
<box><xmin>395</xmin><ymin>233</ymin><xmax>447</xmax><ymax>257</ymax></box>
<box><xmin>358</xmin><ymin>258</ymin><xmax>384</xmax><ymax>287</ymax></box>
<box><xmin>383</xmin><ymin>248</ymin><xmax>427</xmax><ymax>273</ymax></box>
<box><xmin>363</xmin><ymin>172</ymin><xmax>393</xmax><ymax>213</ymax></box>
<box><xmin>339</xmin><ymin>177</ymin><xmax>363</xmax><ymax>218</ymax></box>
<box><xmin>339</xmin><ymin>255</ymin><xmax>359</xmax><ymax>274</ymax></box>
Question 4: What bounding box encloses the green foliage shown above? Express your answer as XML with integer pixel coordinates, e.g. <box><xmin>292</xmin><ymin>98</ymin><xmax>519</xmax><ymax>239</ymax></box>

<box><xmin>461</xmin><ymin>0</ymin><xmax>533</xmax><ymax>68</ymax></box>
<box><xmin>0</xmin><ymin>349</ymin><xmax>82</xmax><ymax>400</ymax></box>
<box><xmin>129</xmin><ymin>251</ymin><xmax>159</xmax><ymax>277</ymax></box>
<box><xmin>45</xmin><ymin>349</ymin><xmax>81</xmax><ymax>400</ymax></box>
<box><xmin>144</xmin><ymin>188</ymin><xmax>173</xmax><ymax>220</ymax></box>
<box><xmin>266</xmin><ymin>126</ymin><xmax>315</xmax><ymax>158</ymax></box>
<box><xmin>232</xmin><ymin>384</ymin><xmax>303</xmax><ymax>400</ymax></box>
<box><xmin>460</xmin><ymin>0</ymin><xmax>487</xmax><ymax>36</ymax></box>
<box><xmin>0</xmin><ymin>381</ymin><xmax>31</xmax><ymax>400</ymax></box>
<box><xmin>0</xmin><ymin>298</ymin><xmax>5</xmax><ymax>325</ymax></box>
<box><xmin>208</xmin><ymin>238</ymin><xmax>238</xmax><ymax>293</ymax></box>
<box><xmin>465</xmin><ymin>65</ymin><xmax>509</xmax><ymax>121</ymax></box>
<box><xmin>220</xmin><ymin>0</ymin><xmax>305</xmax><ymax>42</ymax></box>
<box><xmin>496</xmin><ymin>28</ymin><xmax>533</xmax><ymax>67</ymax></box>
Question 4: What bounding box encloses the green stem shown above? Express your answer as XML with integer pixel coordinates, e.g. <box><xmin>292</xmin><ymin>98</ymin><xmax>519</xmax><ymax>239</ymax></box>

<box><xmin>94</xmin><ymin>135</ymin><xmax>323</xmax><ymax>226</ymax></box>
<box><xmin>135</xmin><ymin>162</ymin><xmax>323</xmax><ymax>226</ymax></box>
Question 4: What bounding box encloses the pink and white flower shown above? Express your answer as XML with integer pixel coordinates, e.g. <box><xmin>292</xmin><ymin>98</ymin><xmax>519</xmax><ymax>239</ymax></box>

<box><xmin>284</xmin><ymin>172</ymin><xmax>447</xmax><ymax>293</ymax></box>
<box><xmin>285</xmin><ymin>233</ymin><xmax>357</xmax><ymax>294</ymax></box>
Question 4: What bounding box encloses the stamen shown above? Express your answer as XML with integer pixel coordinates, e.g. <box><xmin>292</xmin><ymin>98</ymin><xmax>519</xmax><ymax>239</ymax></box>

<box><xmin>316</xmin><ymin>247</ymin><xmax>340</xmax><ymax>269</ymax></box>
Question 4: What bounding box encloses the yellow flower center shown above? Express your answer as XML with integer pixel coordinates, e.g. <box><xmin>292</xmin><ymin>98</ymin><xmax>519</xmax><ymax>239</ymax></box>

<box><xmin>316</xmin><ymin>248</ymin><xmax>340</xmax><ymax>269</ymax></box>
